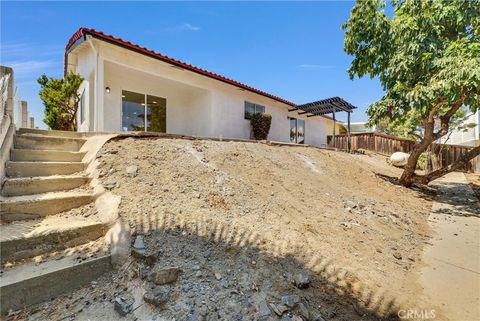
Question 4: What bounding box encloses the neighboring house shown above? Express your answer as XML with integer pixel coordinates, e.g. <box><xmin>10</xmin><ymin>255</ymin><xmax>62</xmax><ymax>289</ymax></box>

<box><xmin>438</xmin><ymin>111</ymin><xmax>480</xmax><ymax>147</ymax></box>
<box><xmin>65</xmin><ymin>28</ymin><xmax>355</xmax><ymax>147</ymax></box>
<box><xmin>16</xmin><ymin>100</ymin><xmax>28</xmax><ymax>128</ymax></box>
<box><xmin>349</xmin><ymin>121</ymin><xmax>376</xmax><ymax>133</ymax></box>
<box><xmin>14</xmin><ymin>100</ymin><xmax>35</xmax><ymax>129</ymax></box>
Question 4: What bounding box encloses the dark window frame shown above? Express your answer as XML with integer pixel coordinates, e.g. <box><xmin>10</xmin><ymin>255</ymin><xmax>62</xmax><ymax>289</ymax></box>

<box><xmin>244</xmin><ymin>101</ymin><xmax>265</xmax><ymax>119</ymax></box>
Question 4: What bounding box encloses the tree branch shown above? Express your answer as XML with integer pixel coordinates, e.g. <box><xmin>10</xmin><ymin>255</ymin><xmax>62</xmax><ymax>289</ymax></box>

<box><xmin>410</xmin><ymin>145</ymin><xmax>480</xmax><ymax>185</ymax></box>
<box><xmin>433</xmin><ymin>96</ymin><xmax>467</xmax><ymax>141</ymax></box>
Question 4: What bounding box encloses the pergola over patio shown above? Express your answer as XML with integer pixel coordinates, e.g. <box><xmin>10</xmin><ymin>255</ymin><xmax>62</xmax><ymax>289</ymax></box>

<box><xmin>288</xmin><ymin>96</ymin><xmax>357</xmax><ymax>150</ymax></box>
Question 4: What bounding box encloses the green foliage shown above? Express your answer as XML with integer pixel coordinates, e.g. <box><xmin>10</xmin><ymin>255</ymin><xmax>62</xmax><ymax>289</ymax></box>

<box><xmin>38</xmin><ymin>71</ymin><xmax>83</xmax><ymax>131</ymax></box>
<box><xmin>386</xmin><ymin>106</ymin><xmax>476</xmax><ymax>140</ymax></box>
<box><xmin>417</xmin><ymin>152</ymin><xmax>427</xmax><ymax>170</ymax></box>
<box><xmin>343</xmin><ymin>0</ymin><xmax>480</xmax><ymax>132</ymax></box>
<box><xmin>250</xmin><ymin>112</ymin><xmax>272</xmax><ymax>140</ymax></box>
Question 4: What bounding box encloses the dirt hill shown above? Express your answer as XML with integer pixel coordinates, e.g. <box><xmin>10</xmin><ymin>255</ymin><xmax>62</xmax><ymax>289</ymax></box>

<box><xmin>23</xmin><ymin>137</ymin><xmax>433</xmax><ymax>321</ymax></box>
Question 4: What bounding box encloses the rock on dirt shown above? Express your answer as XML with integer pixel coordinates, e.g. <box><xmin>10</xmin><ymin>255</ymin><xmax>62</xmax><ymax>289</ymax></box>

<box><xmin>114</xmin><ymin>296</ymin><xmax>134</xmax><ymax>316</ymax></box>
<box><xmin>269</xmin><ymin>303</ymin><xmax>289</xmax><ymax>316</ymax></box>
<box><xmin>143</xmin><ymin>285</ymin><xmax>171</xmax><ymax>307</ymax></box>
<box><xmin>133</xmin><ymin>235</ymin><xmax>146</xmax><ymax>252</ymax></box>
<box><xmin>281</xmin><ymin>294</ymin><xmax>301</xmax><ymax>308</ymax></box>
<box><xmin>126</xmin><ymin>165</ymin><xmax>138</xmax><ymax>177</ymax></box>
<box><xmin>293</xmin><ymin>271</ymin><xmax>311</xmax><ymax>289</ymax></box>
<box><xmin>256</xmin><ymin>301</ymin><xmax>272</xmax><ymax>316</ymax></box>
<box><xmin>149</xmin><ymin>267</ymin><xmax>182</xmax><ymax>285</ymax></box>
<box><xmin>389</xmin><ymin>152</ymin><xmax>409</xmax><ymax>167</ymax></box>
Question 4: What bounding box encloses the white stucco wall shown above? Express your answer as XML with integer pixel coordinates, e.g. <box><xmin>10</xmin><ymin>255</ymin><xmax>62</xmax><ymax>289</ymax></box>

<box><xmin>440</xmin><ymin>111</ymin><xmax>480</xmax><ymax>146</ymax></box>
<box><xmin>69</xmin><ymin>38</ymin><xmax>337</xmax><ymax>147</ymax></box>
<box><xmin>103</xmin><ymin>61</ymin><xmax>212</xmax><ymax>135</ymax></box>
<box><xmin>69</xmin><ymin>43</ymin><xmax>97</xmax><ymax>132</ymax></box>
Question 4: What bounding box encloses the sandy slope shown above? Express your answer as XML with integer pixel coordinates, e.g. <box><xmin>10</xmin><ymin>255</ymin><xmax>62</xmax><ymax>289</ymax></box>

<box><xmin>18</xmin><ymin>137</ymin><xmax>435</xmax><ymax>321</ymax></box>
<box><xmin>101</xmin><ymin>138</ymin><xmax>431</xmax><ymax>315</ymax></box>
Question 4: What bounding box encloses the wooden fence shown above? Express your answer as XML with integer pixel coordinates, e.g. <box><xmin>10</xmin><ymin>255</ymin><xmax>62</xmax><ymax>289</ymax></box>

<box><xmin>328</xmin><ymin>132</ymin><xmax>480</xmax><ymax>173</ymax></box>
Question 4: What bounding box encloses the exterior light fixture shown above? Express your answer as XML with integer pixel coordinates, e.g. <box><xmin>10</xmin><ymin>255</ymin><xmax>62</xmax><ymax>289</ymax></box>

<box><xmin>105</xmin><ymin>87</ymin><xmax>110</xmax><ymax>93</ymax></box>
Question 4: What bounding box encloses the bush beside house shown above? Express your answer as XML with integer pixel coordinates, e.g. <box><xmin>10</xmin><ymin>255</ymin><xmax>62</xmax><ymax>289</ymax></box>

<box><xmin>250</xmin><ymin>113</ymin><xmax>272</xmax><ymax>140</ymax></box>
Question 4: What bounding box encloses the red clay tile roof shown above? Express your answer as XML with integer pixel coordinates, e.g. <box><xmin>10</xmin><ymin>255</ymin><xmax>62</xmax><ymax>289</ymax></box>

<box><xmin>65</xmin><ymin>27</ymin><xmax>296</xmax><ymax>106</ymax></box>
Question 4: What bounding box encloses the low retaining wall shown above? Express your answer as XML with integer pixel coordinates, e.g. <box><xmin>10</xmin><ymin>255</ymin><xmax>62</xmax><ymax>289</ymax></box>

<box><xmin>0</xmin><ymin>119</ymin><xmax>15</xmax><ymax>185</ymax></box>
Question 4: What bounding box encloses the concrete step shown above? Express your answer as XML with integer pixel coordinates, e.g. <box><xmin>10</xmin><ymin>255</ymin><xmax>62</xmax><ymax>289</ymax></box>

<box><xmin>15</xmin><ymin>134</ymin><xmax>86</xmax><ymax>152</ymax></box>
<box><xmin>16</xmin><ymin>127</ymin><xmax>85</xmax><ymax>138</ymax></box>
<box><xmin>5</xmin><ymin>161</ymin><xmax>85</xmax><ymax>178</ymax></box>
<box><xmin>11</xmin><ymin>149</ymin><xmax>86</xmax><ymax>162</ymax></box>
<box><xmin>0</xmin><ymin>216</ymin><xmax>105</xmax><ymax>263</ymax></box>
<box><xmin>1</xmin><ymin>175</ymin><xmax>90</xmax><ymax>196</ymax></box>
<box><xmin>0</xmin><ymin>191</ymin><xmax>94</xmax><ymax>221</ymax></box>
<box><xmin>0</xmin><ymin>253</ymin><xmax>111</xmax><ymax>315</ymax></box>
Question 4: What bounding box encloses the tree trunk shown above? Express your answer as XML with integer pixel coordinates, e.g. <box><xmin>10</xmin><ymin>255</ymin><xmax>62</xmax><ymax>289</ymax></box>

<box><xmin>398</xmin><ymin>97</ymin><xmax>467</xmax><ymax>187</ymax></box>
<box><xmin>399</xmin><ymin>140</ymin><xmax>432</xmax><ymax>187</ymax></box>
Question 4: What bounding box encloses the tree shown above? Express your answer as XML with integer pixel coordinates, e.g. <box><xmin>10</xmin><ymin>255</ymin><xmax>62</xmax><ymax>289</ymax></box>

<box><xmin>38</xmin><ymin>71</ymin><xmax>83</xmax><ymax>131</ymax></box>
<box><xmin>343</xmin><ymin>0</ymin><xmax>480</xmax><ymax>186</ymax></box>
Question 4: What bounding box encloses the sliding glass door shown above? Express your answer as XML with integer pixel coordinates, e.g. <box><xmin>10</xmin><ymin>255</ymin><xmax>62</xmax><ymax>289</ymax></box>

<box><xmin>290</xmin><ymin>117</ymin><xmax>297</xmax><ymax>143</ymax></box>
<box><xmin>289</xmin><ymin>117</ymin><xmax>305</xmax><ymax>144</ymax></box>
<box><xmin>146</xmin><ymin>95</ymin><xmax>166</xmax><ymax>132</ymax></box>
<box><xmin>122</xmin><ymin>90</ymin><xmax>166</xmax><ymax>132</ymax></box>
<box><xmin>122</xmin><ymin>91</ymin><xmax>146</xmax><ymax>131</ymax></box>
<box><xmin>297</xmin><ymin>119</ymin><xmax>305</xmax><ymax>144</ymax></box>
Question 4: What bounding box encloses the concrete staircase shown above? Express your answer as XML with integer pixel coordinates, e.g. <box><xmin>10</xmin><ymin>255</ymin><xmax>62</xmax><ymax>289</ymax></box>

<box><xmin>0</xmin><ymin>128</ymin><xmax>112</xmax><ymax>315</ymax></box>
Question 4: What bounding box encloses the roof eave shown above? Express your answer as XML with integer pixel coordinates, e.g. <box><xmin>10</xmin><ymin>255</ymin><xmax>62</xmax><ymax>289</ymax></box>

<box><xmin>65</xmin><ymin>27</ymin><xmax>296</xmax><ymax>106</ymax></box>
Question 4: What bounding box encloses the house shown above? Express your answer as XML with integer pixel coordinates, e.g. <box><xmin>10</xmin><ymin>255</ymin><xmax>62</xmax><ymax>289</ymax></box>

<box><xmin>349</xmin><ymin>121</ymin><xmax>376</xmax><ymax>133</ymax></box>
<box><xmin>65</xmin><ymin>28</ymin><xmax>355</xmax><ymax>147</ymax></box>
<box><xmin>438</xmin><ymin>111</ymin><xmax>480</xmax><ymax>147</ymax></box>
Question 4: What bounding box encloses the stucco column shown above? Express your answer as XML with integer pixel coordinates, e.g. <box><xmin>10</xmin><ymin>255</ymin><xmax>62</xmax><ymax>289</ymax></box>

<box><xmin>96</xmin><ymin>56</ymin><xmax>105</xmax><ymax>131</ymax></box>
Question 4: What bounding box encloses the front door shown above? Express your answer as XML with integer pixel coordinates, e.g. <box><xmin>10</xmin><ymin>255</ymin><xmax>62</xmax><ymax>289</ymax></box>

<box><xmin>122</xmin><ymin>90</ymin><xmax>166</xmax><ymax>132</ymax></box>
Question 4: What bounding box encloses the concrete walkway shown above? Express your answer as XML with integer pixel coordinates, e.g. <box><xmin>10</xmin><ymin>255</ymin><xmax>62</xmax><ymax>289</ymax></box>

<box><xmin>420</xmin><ymin>172</ymin><xmax>480</xmax><ymax>321</ymax></box>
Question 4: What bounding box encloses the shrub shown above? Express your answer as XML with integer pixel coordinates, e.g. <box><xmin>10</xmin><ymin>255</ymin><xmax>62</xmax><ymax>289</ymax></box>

<box><xmin>250</xmin><ymin>112</ymin><xmax>272</xmax><ymax>140</ymax></box>
<box><xmin>38</xmin><ymin>71</ymin><xmax>83</xmax><ymax>131</ymax></box>
<box><xmin>417</xmin><ymin>152</ymin><xmax>427</xmax><ymax>170</ymax></box>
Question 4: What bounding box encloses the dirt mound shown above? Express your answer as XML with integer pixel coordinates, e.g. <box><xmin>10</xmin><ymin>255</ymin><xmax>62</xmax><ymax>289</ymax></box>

<box><xmin>21</xmin><ymin>138</ymin><xmax>432</xmax><ymax>320</ymax></box>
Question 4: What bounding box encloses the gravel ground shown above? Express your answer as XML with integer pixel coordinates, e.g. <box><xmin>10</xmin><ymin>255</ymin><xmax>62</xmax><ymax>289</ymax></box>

<box><xmin>466</xmin><ymin>173</ymin><xmax>480</xmax><ymax>201</ymax></box>
<box><xmin>11</xmin><ymin>137</ymin><xmax>434</xmax><ymax>321</ymax></box>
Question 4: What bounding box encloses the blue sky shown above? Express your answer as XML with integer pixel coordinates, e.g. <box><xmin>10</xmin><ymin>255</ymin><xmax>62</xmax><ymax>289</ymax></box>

<box><xmin>1</xmin><ymin>1</ymin><xmax>384</xmax><ymax>128</ymax></box>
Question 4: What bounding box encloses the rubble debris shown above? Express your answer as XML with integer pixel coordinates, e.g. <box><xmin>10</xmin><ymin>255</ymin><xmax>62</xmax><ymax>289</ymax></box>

<box><xmin>149</xmin><ymin>267</ymin><xmax>182</xmax><ymax>285</ymax></box>
<box><xmin>143</xmin><ymin>285</ymin><xmax>171</xmax><ymax>307</ymax></box>
<box><xmin>126</xmin><ymin>165</ymin><xmax>138</xmax><ymax>177</ymax></box>
<box><xmin>293</xmin><ymin>271</ymin><xmax>311</xmax><ymax>289</ymax></box>
<box><xmin>114</xmin><ymin>297</ymin><xmax>134</xmax><ymax>316</ymax></box>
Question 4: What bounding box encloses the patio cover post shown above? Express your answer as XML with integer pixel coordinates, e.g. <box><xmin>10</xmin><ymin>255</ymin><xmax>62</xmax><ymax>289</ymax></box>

<box><xmin>347</xmin><ymin>111</ymin><xmax>351</xmax><ymax>152</ymax></box>
<box><xmin>332</xmin><ymin>108</ymin><xmax>336</xmax><ymax>147</ymax></box>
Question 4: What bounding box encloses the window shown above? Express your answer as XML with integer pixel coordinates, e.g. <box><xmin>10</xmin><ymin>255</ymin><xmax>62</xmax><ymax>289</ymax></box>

<box><xmin>244</xmin><ymin>101</ymin><xmax>265</xmax><ymax>119</ymax></box>
<box><xmin>79</xmin><ymin>89</ymin><xmax>86</xmax><ymax>124</ymax></box>
<box><xmin>289</xmin><ymin>117</ymin><xmax>305</xmax><ymax>144</ymax></box>
<box><xmin>122</xmin><ymin>90</ymin><xmax>167</xmax><ymax>132</ymax></box>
